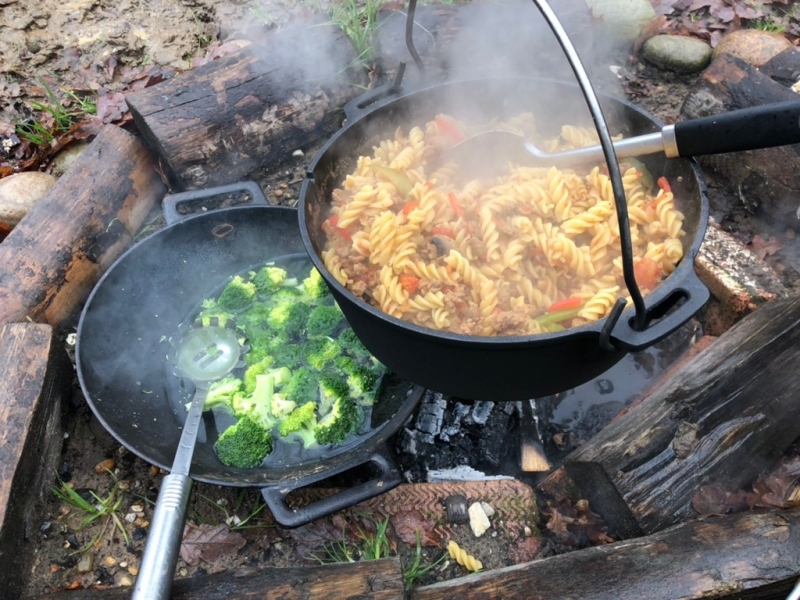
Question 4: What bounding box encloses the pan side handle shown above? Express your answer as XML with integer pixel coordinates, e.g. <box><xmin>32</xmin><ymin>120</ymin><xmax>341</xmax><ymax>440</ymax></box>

<box><xmin>261</xmin><ymin>445</ymin><xmax>402</xmax><ymax>528</ymax></box>
<box><xmin>162</xmin><ymin>181</ymin><xmax>270</xmax><ymax>225</ymax></box>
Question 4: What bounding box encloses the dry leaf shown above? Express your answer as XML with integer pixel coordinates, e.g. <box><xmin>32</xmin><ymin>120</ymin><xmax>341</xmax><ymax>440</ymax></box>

<box><xmin>179</xmin><ymin>522</ymin><xmax>246</xmax><ymax>566</ymax></box>
<box><xmin>750</xmin><ymin>235</ymin><xmax>782</xmax><ymax>261</ymax></box>
<box><xmin>391</xmin><ymin>510</ymin><xmax>441</xmax><ymax>547</ymax></box>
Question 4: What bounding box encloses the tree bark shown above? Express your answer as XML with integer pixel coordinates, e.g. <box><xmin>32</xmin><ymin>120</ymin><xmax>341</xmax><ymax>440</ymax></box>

<box><xmin>125</xmin><ymin>21</ymin><xmax>362</xmax><ymax>191</ymax></box>
<box><xmin>33</xmin><ymin>557</ymin><xmax>404</xmax><ymax>600</ymax></box>
<box><xmin>0</xmin><ymin>125</ymin><xmax>164</xmax><ymax>329</ymax></box>
<box><xmin>413</xmin><ymin>509</ymin><xmax>800</xmax><ymax>600</ymax></box>
<box><xmin>563</xmin><ymin>295</ymin><xmax>800</xmax><ymax>538</ymax></box>
<box><xmin>0</xmin><ymin>324</ymin><xmax>69</xmax><ymax>599</ymax></box>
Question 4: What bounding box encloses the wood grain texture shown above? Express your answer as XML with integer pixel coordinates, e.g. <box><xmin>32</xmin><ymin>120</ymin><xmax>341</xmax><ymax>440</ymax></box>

<box><xmin>0</xmin><ymin>323</ymin><xmax>69</xmax><ymax>597</ymax></box>
<box><xmin>125</xmin><ymin>21</ymin><xmax>361</xmax><ymax>190</ymax></box>
<box><xmin>0</xmin><ymin>125</ymin><xmax>164</xmax><ymax>328</ymax></box>
<box><xmin>33</xmin><ymin>557</ymin><xmax>404</xmax><ymax>599</ymax></box>
<box><xmin>413</xmin><ymin>509</ymin><xmax>800</xmax><ymax>600</ymax></box>
<box><xmin>563</xmin><ymin>295</ymin><xmax>800</xmax><ymax>537</ymax></box>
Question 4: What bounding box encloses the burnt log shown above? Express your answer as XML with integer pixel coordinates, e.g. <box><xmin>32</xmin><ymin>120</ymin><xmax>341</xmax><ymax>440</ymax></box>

<box><xmin>0</xmin><ymin>324</ymin><xmax>69</xmax><ymax>598</ymax></box>
<box><xmin>412</xmin><ymin>508</ymin><xmax>800</xmax><ymax>600</ymax></box>
<box><xmin>563</xmin><ymin>295</ymin><xmax>800</xmax><ymax>538</ymax></box>
<box><xmin>0</xmin><ymin>125</ymin><xmax>164</xmax><ymax>329</ymax></box>
<box><xmin>679</xmin><ymin>52</ymin><xmax>800</xmax><ymax>221</ymax></box>
<box><xmin>124</xmin><ymin>22</ymin><xmax>362</xmax><ymax>191</ymax></box>
<box><xmin>33</xmin><ymin>557</ymin><xmax>404</xmax><ymax>599</ymax></box>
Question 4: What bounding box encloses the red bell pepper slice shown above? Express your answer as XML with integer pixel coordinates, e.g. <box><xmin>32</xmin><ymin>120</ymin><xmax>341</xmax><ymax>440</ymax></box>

<box><xmin>448</xmin><ymin>191</ymin><xmax>463</xmax><ymax>219</ymax></box>
<box><xmin>402</xmin><ymin>201</ymin><xmax>420</xmax><ymax>216</ymax></box>
<box><xmin>434</xmin><ymin>117</ymin><xmax>466</xmax><ymax>143</ymax></box>
<box><xmin>546</xmin><ymin>297</ymin><xmax>583</xmax><ymax>313</ymax></box>
<box><xmin>400</xmin><ymin>273</ymin><xmax>420</xmax><ymax>294</ymax></box>
<box><xmin>657</xmin><ymin>176</ymin><xmax>672</xmax><ymax>194</ymax></box>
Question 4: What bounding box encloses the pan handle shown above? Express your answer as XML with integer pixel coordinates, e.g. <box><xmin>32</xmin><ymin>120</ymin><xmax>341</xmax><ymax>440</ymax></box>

<box><xmin>604</xmin><ymin>266</ymin><xmax>710</xmax><ymax>352</ymax></box>
<box><xmin>162</xmin><ymin>181</ymin><xmax>270</xmax><ymax>226</ymax></box>
<box><xmin>343</xmin><ymin>65</ymin><xmax>408</xmax><ymax>124</ymax></box>
<box><xmin>131</xmin><ymin>473</ymin><xmax>193</xmax><ymax>600</ymax></box>
<box><xmin>261</xmin><ymin>445</ymin><xmax>402</xmax><ymax>528</ymax></box>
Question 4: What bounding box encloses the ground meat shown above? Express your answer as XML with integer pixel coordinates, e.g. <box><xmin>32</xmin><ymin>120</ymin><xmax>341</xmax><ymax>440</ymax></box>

<box><xmin>442</xmin><ymin>283</ymin><xmax>471</xmax><ymax>313</ymax></box>
<box><xmin>466</xmin><ymin>237</ymin><xmax>487</xmax><ymax>259</ymax></box>
<box><xmin>453</xmin><ymin>317</ymin><xmax>482</xmax><ymax>336</ymax></box>
<box><xmin>350</xmin><ymin>280</ymin><xmax>367</xmax><ymax>297</ymax></box>
<box><xmin>492</xmin><ymin>308</ymin><xmax>528</xmax><ymax>335</ymax></box>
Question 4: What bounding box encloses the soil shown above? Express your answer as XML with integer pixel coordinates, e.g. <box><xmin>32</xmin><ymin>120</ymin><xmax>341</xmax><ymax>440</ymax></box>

<box><xmin>3</xmin><ymin>0</ymin><xmax>800</xmax><ymax>597</ymax></box>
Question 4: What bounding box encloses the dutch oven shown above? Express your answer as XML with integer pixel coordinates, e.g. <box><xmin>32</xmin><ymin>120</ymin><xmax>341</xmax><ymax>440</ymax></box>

<box><xmin>76</xmin><ymin>182</ymin><xmax>425</xmax><ymax>530</ymax></box>
<box><xmin>299</xmin><ymin>77</ymin><xmax>712</xmax><ymax>401</ymax></box>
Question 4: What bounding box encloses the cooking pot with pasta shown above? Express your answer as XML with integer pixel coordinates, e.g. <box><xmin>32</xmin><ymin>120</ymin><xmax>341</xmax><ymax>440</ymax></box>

<box><xmin>298</xmin><ymin>78</ymin><xmax>710</xmax><ymax>401</ymax></box>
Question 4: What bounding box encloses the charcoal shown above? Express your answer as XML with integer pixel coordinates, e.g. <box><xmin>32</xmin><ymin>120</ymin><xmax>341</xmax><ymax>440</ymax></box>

<box><xmin>415</xmin><ymin>391</ymin><xmax>447</xmax><ymax>436</ymax></box>
<box><xmin>466</xmin><ymin>400</ymin><xmax>494</xmax><ymax>425</ymax></box>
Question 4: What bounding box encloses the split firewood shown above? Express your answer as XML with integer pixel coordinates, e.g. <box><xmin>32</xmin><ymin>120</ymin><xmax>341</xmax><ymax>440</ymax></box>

<box><xmin>563</xmin><ymin>294</ymin><xmax>800</xmax><ymax>537</ymax></box>
<box><xmin>412</xmin><ymin>508</ymin><xmax>800</xmax><ymax>600</ymax></box>
<box><xmin>125</xmin><ymin>21</ymin><xmax>363</xmax><ymax>191</ymax></box>
<box><xmin>0</xmin><ymin>125</ymin><xmax>164</xmax><ymax>328</ymax></box>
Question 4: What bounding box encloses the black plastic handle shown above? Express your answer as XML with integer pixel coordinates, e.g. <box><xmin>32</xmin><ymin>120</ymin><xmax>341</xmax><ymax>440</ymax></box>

<box><xmin>162</xmin><ymin>181</ymin><xmax>269</xmax><ymax>226</ymax></box>
<box><xmin>260</xmin><ymin>446</ymin><xmax>402</xmax><ymax>528</ymax></box>
<box><xmin>607</xmin><ymin>266</ymin><xmax>710</xmax><ymax>352</ymax></box>
<box><xmin>676</xmin><ymin>100</ymin><xmax>800</xmax><ymax>157</ymax></box>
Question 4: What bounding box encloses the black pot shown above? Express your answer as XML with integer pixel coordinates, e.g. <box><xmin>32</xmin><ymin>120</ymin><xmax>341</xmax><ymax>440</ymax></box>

<box><xmin>299</xmin><ymin>78</ymin><xmax>710</xmax><ymax>401</ymax></box>
<box><xmin>76</xmin><ymin>183</ymin><xmax>425</xmax><ymax>527</ymax></box>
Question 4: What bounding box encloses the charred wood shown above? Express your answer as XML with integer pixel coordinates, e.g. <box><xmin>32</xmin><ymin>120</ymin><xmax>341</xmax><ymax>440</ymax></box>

<box><xmin>125</xmin><ymin>22</ymin><xmax>363</xmax><ymax>191</ymax></box>
<box><xmin>32</xmin><ymin>557</ymin><xmax>404</xmax><ymax>599</ymax></box>
<box><xmin>412</xmin><ymin>508</ymin><xmax>800</xmax><ymax>600</ymax></box>
<box><xmin>0</xmin><ymin>125</ymin><xmax>164</xmax><ymax>329</ymax></box>
<box><xmin>563</xmin><ymin>295</ymin><xmax>800</xmax><ymax>538</ymax></box>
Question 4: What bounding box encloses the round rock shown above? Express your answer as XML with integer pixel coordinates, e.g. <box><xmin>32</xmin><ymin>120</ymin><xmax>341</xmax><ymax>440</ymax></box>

<box><xmin>585</xmin><ymin>0</ymin><xmax>657</xmax><ymax>46</ymax></box>
<box><xmin>713</xmin><ymin>29</ymin><xmax>793</xmax><ymax>68</ymax></box>
<box><xmin>642</xmin><ymin>35</ymin><xmax>713</xmax><ymax>74</ymax></box>
<box><xmin>0</xmin><ymin>171</ymin><xmax>56</xmax><ymax>229</ymax></box>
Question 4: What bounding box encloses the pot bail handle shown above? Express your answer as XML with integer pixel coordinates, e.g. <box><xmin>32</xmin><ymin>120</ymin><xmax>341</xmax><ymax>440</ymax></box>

<box><xmin>261</xmin><ymin>445</ymin><xmax>402</xmax><ymax>528</ymax></box>
<box><xmin>162</xmin><ymin>181</ymin><xmax>270</xmax><ymax>226</ymax></box>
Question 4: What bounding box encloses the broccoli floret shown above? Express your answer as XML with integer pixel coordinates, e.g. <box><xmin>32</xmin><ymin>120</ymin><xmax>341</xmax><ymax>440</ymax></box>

<box><xmin>286</xmin><ymin>426</ymin><xmax>319</xmax><ymax>449</ymax></box>
<box><xmin>338</xmin><ymin>328</ymin><xmax>371</xmax><ymax>360</ymax></box>
<box><xmin>302</xmin><ymin>268</ymin><xmax>331</xmax><ymax>299</ymax></box>
<box><xmin>282</xmin><ymin>367</ymin><xmax>318</xmax><ymax>404</ymax></box>
<box><xmin>304</xmin><ymin>337</ymin><xmax>340</xmax><ymax>371</ymax></box>
<box><xmin>232</xmin><ymin>367</ymin><xmax>291</xmax><ymax>429</ymax></box>
<box><xmin>267</xmin><ymin>301</ymin><xmax>312</xmax><ymax>338</ymax></box>
<box><xmin>243</xmin><ymin>357</ymin><xmax>276</xmax><ymax>394</ymax></box>
<box><xmin>271</xmin><ymin>395</ymin><xmax>296</xmax><ymax>419</ymax></box>
<box><xmin>306</xmin><ymin>304</ymin><xmax>344</xmax><ymax>338</ymax></box>
<box><xmin>250</xmin><ymin>265</ymin><xmax>288</xmax><ymax>294</ymax></box>
<box><xmin>278</xmin><ymin>401</ymin><xmax>317</xmax><ymax>436</ymax></box>
<box><xmin>315</xmin><ymin>397</ymin><xmax>363</xmax><ymax>445</ymax></box>
<box><xmin>318</xmin><ymin>373</ymin><xmax>350</xmax><ymax>416</ymax></box>
<box><xmin>266</xmin><ymin>287</ymin><xmax>303</xmax><ymax>306</ymax></box>
<box><xmin>197</xmin><ymin>299</ymin><xmax>235</xmax><ymax>328</ymax></box>
<box><xmin>236</xmin><ymin>302</ymin><xmax>273</xmax><ymax>338</ymax></box>
<box><xmin>217</xmin><ymin>275</ymin><xmax>257</xmax><ymax>311</ymax></box>
<box><xmin>214</xmin><ymin>415</ymin><xmax>273</xmax><ymax>468</ymax></box>
<box><xmin>345</xmin><ymin>363</ymin><xmax>385</xmax><ymax>405</ymax></box>
<box><xmin>273</xmin><ymin>342</ymin><xmax>304</xmax><ymax>369</ymax></box>
<box><xmin>201</xmin><ymin>376</ymin><xmax>243</xmax><ymax>410</ymax></box>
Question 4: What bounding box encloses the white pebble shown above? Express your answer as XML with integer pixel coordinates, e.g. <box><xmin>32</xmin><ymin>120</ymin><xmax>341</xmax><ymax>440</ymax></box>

<box><xmin>468</xmin><ymin>502</ymin><xmax>491</xmax><ymax>537</ymax></box>
<box><xmin>125</xmin><ymin>513</ymin><xmax>137</xmax><ymax>523</ymax></box>
<box><xmin>480</xmin><ymin>501</ymin><xmax>496</xmax><ymax>517</ymax></box>
<box><xmin>292</xmin><ymin>149</ymin><xmax>304</xmax><ymax>157</ymax></box>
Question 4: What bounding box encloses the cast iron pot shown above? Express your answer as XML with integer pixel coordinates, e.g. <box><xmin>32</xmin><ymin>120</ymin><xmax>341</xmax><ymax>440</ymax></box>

<box><xmin>76</xmin><ymin>182</ymin><xmax>425</xmax><ymax>528</ymax></box>
<box><xmin>299</xmin><ymin>78</ymin><xmax>711</xmax><ymax>401</ymax></box>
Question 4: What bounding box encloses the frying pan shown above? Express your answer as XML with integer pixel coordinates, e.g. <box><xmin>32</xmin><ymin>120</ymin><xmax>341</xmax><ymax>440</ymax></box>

<box><xmin>299</xmin><ymin>77</ymin><xmax>712</xmax><ymax>401</ymax></box>
<box><xmin>76</xmin><ymin>182</ymin><xmax>425</xmax><ymax>533</ymax></box>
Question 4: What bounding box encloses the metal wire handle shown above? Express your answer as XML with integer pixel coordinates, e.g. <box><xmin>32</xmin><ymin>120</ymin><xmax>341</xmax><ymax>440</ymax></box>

<box><xmin>402</xmin><ymin>0</ymin><xmax>648</xmax><ymax>333</ymax></box>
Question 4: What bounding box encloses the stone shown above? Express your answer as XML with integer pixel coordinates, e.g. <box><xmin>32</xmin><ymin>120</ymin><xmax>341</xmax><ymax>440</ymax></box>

<box><xmin>76</xmin><ymin>551</ymin><xmax>94</xmax><ymax>573</ymax></box>
<box><xmin>713</xmin><ymin>29</ymin><xmax>793</xmax><ymax>68</ymax></box>
<box><xmin>0</xmin><ymin>171</ymin><xmax>56</xmax><ymax>229</ymax></box>
<box><xmin>468</xmin><ymin>501</ymin><xmax>491</xmax><ymax>537</ymax></box>
<box><xmin>585</xmin><ymin>0</ymin><xmax>657</xmax><ymax>47</ymax></box>
<box><xmin>49</xmin><ymin>142</ymin><xmax>90</xmax><ymax>177</ymax></box>
<box><xmin>641</xmin><ymin>35</ymin><xmax>713</xmax><ymax>74</ymax></box>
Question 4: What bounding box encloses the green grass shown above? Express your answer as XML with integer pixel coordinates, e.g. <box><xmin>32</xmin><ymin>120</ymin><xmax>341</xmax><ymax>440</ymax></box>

<box><xmin>403</xmin><ymin>531</ymin><xmax>448</xmax><ymax>590</ymax></box>
<box><xmin>15</xmin><ymin>78</ymin><xmax>97</xmax><ymax>145</ymax></box>
<box><xmin>308</xmin><ymin>0</ymin><xmax>384</xmax><ymax>67</ymax></box>
<box><xmin>196</xmin><ymin>490</ymin><xmax>270</xmax><ymax>530</ymax></box>
<box><xmin>750</xmin><ymin>17</ymin><xmax>785</xmax><ymax>32</ymax></box>
<box><xmin>51</xmin><ymin>477</ymin><xmax>130</xmax><ymax>553</ymax></box>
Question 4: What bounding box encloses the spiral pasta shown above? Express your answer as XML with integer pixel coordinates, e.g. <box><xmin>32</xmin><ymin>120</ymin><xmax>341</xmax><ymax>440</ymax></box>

<box><xmin>447</xmin><ymin>540</ymin><xmax>483</xmax><ymax>572</ymax></box>
<box><xmin>320</xmin><ymin>114</ymin><xmax>687</xmax><ymax>337</ymax></box>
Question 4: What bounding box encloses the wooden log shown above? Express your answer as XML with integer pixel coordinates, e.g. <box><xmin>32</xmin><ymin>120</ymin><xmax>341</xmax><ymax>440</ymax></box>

<box><xmin>679</xmin><ymin>53</ymin><xmax>800</xmax><ymax>222</ymax></box>
<box><xmin>124</xmin><ymin>22</ymin><xmax>362</xmax><ymax>191</ymax></box>
<box><xmin>0</xmin><ymin>125</ymin><xmax>164</xmax><ymax>329</ymax></box>
<box><xmin>412</xmin><ymin>508</ymin><xmax>800</xmax><ymax>600</ymax></box>
<box><xmin>0</xmin><ymin>324</ymin><xmax>69</xmax><ymax>598</ymax></box>
<box><xmin>33</xmin><ymin>557</ymin><xmax>405</xmax><ymax>599</ymax></box>
<box><xmin>562</xmin><ymin>295</ymin><xmax>800</xmax><ymax>538</ymax></box>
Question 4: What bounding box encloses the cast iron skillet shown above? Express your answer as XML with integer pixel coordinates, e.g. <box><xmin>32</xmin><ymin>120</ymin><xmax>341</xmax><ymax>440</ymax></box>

<box><xmin>76</xmin><ymin>182</ymin><xmax>424</xmax><ymax>528</ymax></box>
<box><xmin>299</xmin><ymin>77</ymin><xmax>711</xmax><ymax>402</ymax></box>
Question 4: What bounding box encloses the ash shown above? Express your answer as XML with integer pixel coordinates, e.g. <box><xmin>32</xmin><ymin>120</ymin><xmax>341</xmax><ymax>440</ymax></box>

<box><xmin>394</xmin><ymin>391</ymin><xmax>519</xmax><ymax>483</ymax></box>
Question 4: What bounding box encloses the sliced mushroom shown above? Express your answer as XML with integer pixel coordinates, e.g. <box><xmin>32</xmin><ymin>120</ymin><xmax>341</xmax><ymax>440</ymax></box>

<box><xmin>430</xmin><ymin>234</ymin><xmax>456</xmax><ymax>257</ymax></box>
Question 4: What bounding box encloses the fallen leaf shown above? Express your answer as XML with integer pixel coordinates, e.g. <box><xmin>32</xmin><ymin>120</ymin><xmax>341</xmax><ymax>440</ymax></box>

<box><xmin>749</xmin><ymin>235</ymin><xmax>782</xmax><ymax>261</ymax></box>
<box><xmin>752</xmin><ymin>451</ymin><xmax>800</xmax><ymax>509</ymax></box>
<box><xmin>691</xmin><ymin>484</ymin><xmax>751</xmax><ymax>516</ymax></box>
<box><xmin>507</xmin><ymin>535</ymin><xmax>541</xmax><ymax>563</ymax></box>
<box><xmin>391</xmin><ymin>510</ymin><xmax>441</xmax><ymax>547</ymax></box>
<box><xmin>179</xmin><ymin>522</ymin><xmax>246</xmax><ymax>566</ymax></box>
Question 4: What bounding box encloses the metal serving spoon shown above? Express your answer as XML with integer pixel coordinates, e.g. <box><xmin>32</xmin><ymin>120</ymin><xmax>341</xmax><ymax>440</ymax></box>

<box><xmin>132</xmin><ymin>325</ymin><xmax>242</xmax><ymax>600</ymax></box>
<box><xmin>436</xmin><ymin>99</ymin><xmax>800</xmax><ymax>176</ymax></box>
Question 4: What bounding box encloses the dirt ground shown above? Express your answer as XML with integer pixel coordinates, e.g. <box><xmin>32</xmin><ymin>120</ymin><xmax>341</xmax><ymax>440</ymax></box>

<box><xmin>3</xmin><ymin>0</ymin><xmax>800</xmax><ymax>597</ymax></box>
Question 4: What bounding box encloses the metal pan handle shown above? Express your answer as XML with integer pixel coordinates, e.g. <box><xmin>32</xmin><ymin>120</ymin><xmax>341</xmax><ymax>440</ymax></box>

<box><xmin>604</xmin><ymin>266</ymin><xmax>709</xmax><ymax>352</ymax></box>
<box><xmin>162</xmin><ymin>181</ymin><xmax>270</xmax><ymax>226</ymax></box>
<box><xmin>261</xmin><ymin>446</ymin><xmax>402</xmax><ymax>528</ymax></box>
<box><xmin>343</xmin><ymin>64</ymin><xmax>408</xmax><ymax>124</ymax></box>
